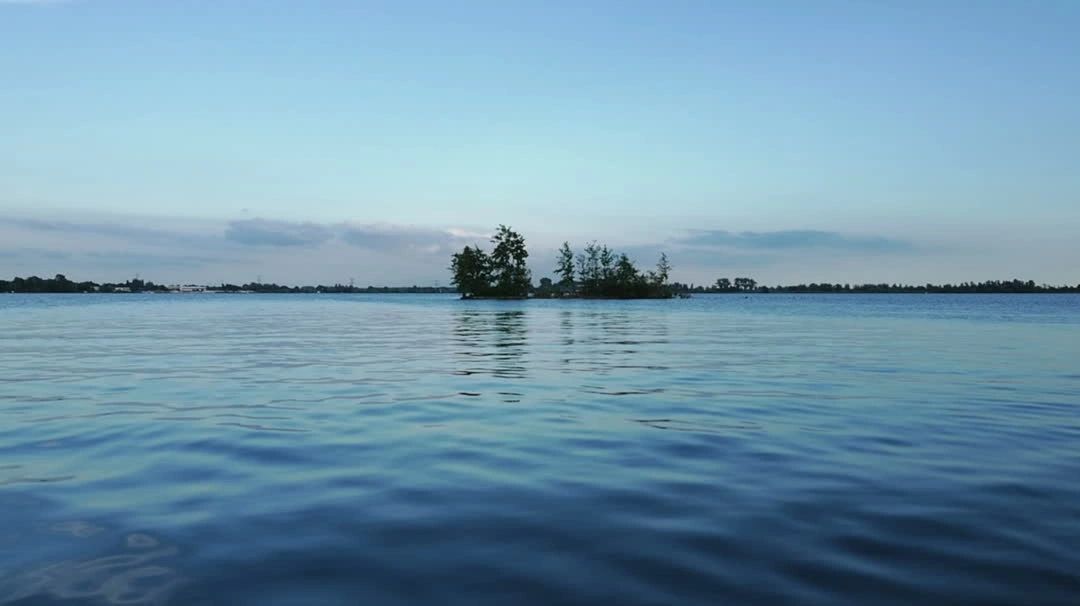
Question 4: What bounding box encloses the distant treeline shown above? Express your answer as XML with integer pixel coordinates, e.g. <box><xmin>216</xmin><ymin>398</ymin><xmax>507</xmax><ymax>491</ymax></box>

<box><xmin>0</xmin><ymin>274</ymin><xmax>456</xmax><ymax>294</ymax></box>
<box><xmin>213</xmin><ymin>283</ymin><xmax>457</xmax><ymax>294</ymax></box>
<box><xmin>0</xmin><ymin>275</ymin><xmax>163</xmax><ymax>293</ymax></box>
<box><xmin>675</xmin><ymin>278</ymin><xmax>1080</xmax><ymax>294</ymax></box>
<box><xmin>4</xmin><ymin>274</ymin><xmax>1077</xmax><ymax>296</ymax></box>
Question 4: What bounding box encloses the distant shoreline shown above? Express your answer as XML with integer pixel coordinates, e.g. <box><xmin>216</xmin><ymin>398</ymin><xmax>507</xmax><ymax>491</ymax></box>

<box><xmin>3</xmin><ymin>274</ymin><xmax>1078</xmax><ymax>295</ymax></box>
<box><xmin>6</xmin><ymin>290</ymin><xmax>1080</xmax><ymax>297</ymax></box>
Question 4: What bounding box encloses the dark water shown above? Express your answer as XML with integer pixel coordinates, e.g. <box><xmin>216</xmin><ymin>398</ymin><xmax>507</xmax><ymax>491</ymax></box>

<box><xmin>1</xmin><ymin>293</ymin><xmax>1079</xmax><ymax>605</ymax></box>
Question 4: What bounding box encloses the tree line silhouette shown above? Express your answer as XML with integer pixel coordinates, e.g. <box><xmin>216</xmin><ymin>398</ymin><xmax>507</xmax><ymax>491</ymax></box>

<box><xmin>0</xmin><ymin>274</ymin><xmax>168</xmax><ymax>293</ymax></box>
<box><xmin>0</xmin><ymin>274</ymin><xmax>456</xmax><ymax>294</ymax></box>
<box><xmin>450</xmin><ymin>225</ymin><xmax>673</xmax><ymax>299</ymax></box>
<box><xmin>4</xmin><ymin>273</ymin><xmax>1076</xmax><ymax>296</ymax></box>
<box><xmin>674</xmin><ymin>278</ymin><xmax>1080</xmax><ymax>294</ymax></box>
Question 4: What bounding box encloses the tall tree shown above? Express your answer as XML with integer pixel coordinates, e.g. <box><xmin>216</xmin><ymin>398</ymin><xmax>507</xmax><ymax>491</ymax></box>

<box><xmin>577</xmin><ymin>241</ymin><xmax>601</xmax><ymax>296</ymax></box>
<box><xmin>450</xmin><ymin>245</ymin><xmax>492</xmax><ymax>298</ymax></box>
<box><xmin>614</xmin><ymin>253</ymin><xmax>646</xmax><ymax>297</ymax></box>
<box><xmin>555</xmin><ymin>242</ymin><xmax>575</xmax><ymax>292</ymax></box>
<box><xmin>489</xmin><ymin>225</ymin><xmax>531</xmax><ymax>297</ymax></box>
<box><xmin>653</xmin><ymin>252</ymin><xmax>671</xmax><ymax>286</ymax></box>
<box><xmin>599</xmin><ymin>245</ymin><xmax>615</xmax><ymax>294</ymax></box>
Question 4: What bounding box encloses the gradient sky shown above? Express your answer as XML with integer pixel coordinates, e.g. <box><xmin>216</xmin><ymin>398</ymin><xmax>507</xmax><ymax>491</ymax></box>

<box><xmin>3</xmin><ymin>0</ymin><xmax>1079</xmax><ymax>286</ymax></box>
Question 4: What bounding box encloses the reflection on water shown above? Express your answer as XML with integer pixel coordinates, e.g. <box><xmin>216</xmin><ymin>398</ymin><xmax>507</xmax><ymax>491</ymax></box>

<box><xmin>559</xmin><ymin>309</ymin><xmax>574</xmax><ymax>347</ymax></box>
<box><xmin>1</xmin><ymin>294</ymin><xmax>1079</xmax><ymax>605</ymax></box>
<box><xmin>453</xmin><ymin>309</ymin><xmax>528</xmax><ymax>380</ymax></box>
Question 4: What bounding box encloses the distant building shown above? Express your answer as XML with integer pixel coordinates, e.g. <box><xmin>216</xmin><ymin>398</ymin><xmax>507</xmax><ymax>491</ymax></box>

<box><xmin>168</xmin><ymin>284</ymin><xmax>208</xmax><ymax>293</ymax></box>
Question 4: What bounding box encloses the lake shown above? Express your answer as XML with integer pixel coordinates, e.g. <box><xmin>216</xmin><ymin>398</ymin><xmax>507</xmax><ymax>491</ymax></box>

<box><xmin>1</xmin><ymin>293</ymin><xmax>1078</xmax><ymax>605</ymax></box>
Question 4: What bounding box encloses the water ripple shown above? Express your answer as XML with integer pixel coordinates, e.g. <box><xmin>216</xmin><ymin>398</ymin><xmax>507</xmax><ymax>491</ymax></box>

<box><xmin>1</xmin><ymin>294</ymin><xmax>1079</xmax><ymax>604</ymax></box>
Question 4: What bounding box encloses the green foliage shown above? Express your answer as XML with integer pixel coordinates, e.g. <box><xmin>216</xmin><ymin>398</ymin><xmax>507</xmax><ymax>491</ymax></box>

<box><xmin>599</xmin><ymin>245</ymin><xmax>615</xmax><ymax>292</ymax></box>
<box><xmin>577</xmin><ymin>241</ymin><xmax>601</xmax><ymax>295</ymax></box>
<box><xmin>733</xmin><ymin>277</ymin><xmax>757</xmax><ymax>292</ymax></box>
<box><xmin>448</xmin><ymin>226</ymin><xmax>531</xmax><ymax>298</ymax></box>
<box><xmin>0</xmin><ymin>274</ymin><xmax>165</xmax><ymax>293</ymax></box>
<box><xmin>449</xmin><ymin>245</ymin><xmax>493</xmax><ymax>298</ymax></box>
<box><xmin>555</xmin><ymin>242</ymin><xmax>575</xmax><ymax>291</ymax></box>
<box><xmin>489</xmin><ymin>225</ymin><xmax>531</xmax><ymax>298</ymax></box>
<box><xmin>446</xmin><ymin>228</ymin><xmax>672</xmax><ymax>299</ymax></box>
<box><xmin>572</xmin><ymin>244</ymin><xmax>672</xmax><ymax>298</ymax></box>
<box><xmin>654</xmin><ymin>253</ymin><xmax>671</xmax><ymax>285</ymax></box>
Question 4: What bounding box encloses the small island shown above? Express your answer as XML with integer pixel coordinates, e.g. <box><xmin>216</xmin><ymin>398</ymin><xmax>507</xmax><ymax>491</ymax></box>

<box><xmin>450</xmin><ymin>225</ymin><xmax>674</xmax><ymax>299</ymax></box>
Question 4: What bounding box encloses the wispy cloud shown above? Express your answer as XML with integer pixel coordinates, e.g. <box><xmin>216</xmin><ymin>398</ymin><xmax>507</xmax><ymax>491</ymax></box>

<box><xmin>340</xmin><ymin>224</ymin><xmax>479</xmax><ymax>255</ymax></box>
<box><xmin>0</xmin><ymin>212</ymin><xmax>495</xmax><ymax>284</ymax></box>
<box><xmin>595</xmin><ymin>228</ymin><xmax>914</xmax><ymax>274</ymax></box>
<box><xmin>0</xmin><ymin>247</ymin><xmax>73</xmax><ymax>260</ymax></box>
<box><xmin>674</xmin><ymin>229</ymin><xmax>913</xmax><ymax>253</ymax></box>
<box><xmin>222</xmin><ymin>219</ymin><xmax>483</xmax><ymax>254</ymax></box>
<box><xmin>3</xmin><ymin>217</ymin><xmax>218</xmax><ymax>248</ymax></box>
<box><xmin>224</xmin><ymin>218</ymin><xmax>334</xmax><ymax>247</ymax></box>
<box><xmin>82</xmin><ymin>250</ymin><xmax>227</xmax><ymax>269</ymax></box>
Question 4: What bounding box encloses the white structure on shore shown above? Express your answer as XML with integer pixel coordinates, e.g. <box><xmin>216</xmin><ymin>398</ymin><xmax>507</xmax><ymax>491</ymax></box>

<box><xmin>168</xmin><ymin>284</ymin><xmax>208</xmax><ymax>293</ymax></box>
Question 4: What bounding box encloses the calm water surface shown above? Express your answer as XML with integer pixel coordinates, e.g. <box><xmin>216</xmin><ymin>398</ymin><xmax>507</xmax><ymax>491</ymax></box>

<box><xmin>1</xmin><ymin>293</ymin><xmax>1079</xmax><ymax>605</ymax></box>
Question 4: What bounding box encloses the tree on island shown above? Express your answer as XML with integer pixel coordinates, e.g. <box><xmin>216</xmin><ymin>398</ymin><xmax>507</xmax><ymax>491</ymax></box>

<box><xmin>489</xmin><ymin>225</ymin><xmax>531</xmax><ymax>297</ymax></box>
<box><xmin>449</xmin><ymin>225</ymin><xmax>531</xmax><ymax>298</ymax></box>
<box><xmin>555</xmin><ymin>242</ymin><xmax>575</xmax><ymax>294</ymax></box>
<box><xmin>651</xmin><ymin>253</ymin><xmax>671</xmax><ymax>289</ymax></box>
<box><xmin>599</xmin><ymin>245</ymin><xmax>615</xmax><ymax>292</ymax></box>
<box><xmin>559</xmin><ymin>242</ymin><xmax>672</xmax><ymax>298</ymax></box>
<box><xmin>576</xmin><ymin>241</ymin><xmax>600</xmax><ymax>295</ymax></box>
<box><xmin>449</xmin><ymin>245</ymin><xmax>493</xmax><ymax>298</ymax></box>
<box><xmin>448</xmin><ymin>229</ymin><xmax>672</xmax><ymax>299</ymax></box>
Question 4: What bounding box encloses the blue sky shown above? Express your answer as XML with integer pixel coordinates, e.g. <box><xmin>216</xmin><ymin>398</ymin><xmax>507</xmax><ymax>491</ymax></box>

<box><xmin>2</xmin><ymin>0</ymin><xmax>1078</xmax><ymax>285</ymax></box>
